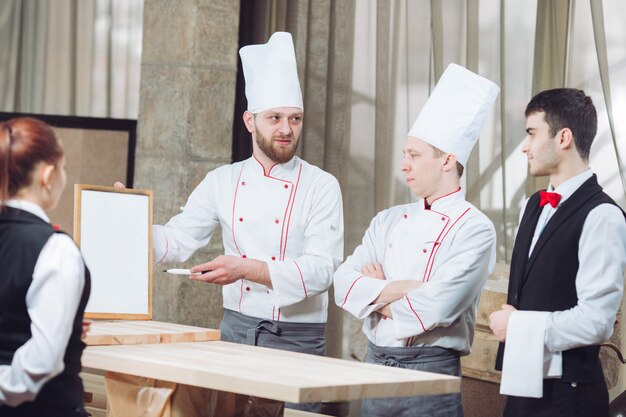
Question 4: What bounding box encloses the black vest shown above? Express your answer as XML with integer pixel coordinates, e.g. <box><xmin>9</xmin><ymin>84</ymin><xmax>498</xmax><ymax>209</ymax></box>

<box><xmin>495</xmin><ymin>175</ymin><xmax>624</xmax><ymax>382</ymax></box>
<box><xmin>0</xmin><ymin>207</ymin><xmax>91</xmax><ymax>412</ymax></box>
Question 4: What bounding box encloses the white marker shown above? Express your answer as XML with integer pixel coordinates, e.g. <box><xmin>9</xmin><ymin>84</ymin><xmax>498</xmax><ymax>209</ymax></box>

<box><xmin>163</xmin><ymin>268</ymin><xmax>202</xmax><ymax>276</ymax></box>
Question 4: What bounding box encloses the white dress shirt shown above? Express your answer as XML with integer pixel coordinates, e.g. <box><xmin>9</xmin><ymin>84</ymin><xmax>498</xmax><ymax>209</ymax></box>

<box><xmin>0</xmin><ymin>200</ymin><xmax>85</xmax><ymax>407</ymax></box>
<box><xmin>334</xmin><ymin>189</ymin><xmax>496</xmax><ymax>353</ymax></box>
<box><xmin>153</xmin><ymin>156</ymin><xmax>344</xmax><ymax>323</ymax></box>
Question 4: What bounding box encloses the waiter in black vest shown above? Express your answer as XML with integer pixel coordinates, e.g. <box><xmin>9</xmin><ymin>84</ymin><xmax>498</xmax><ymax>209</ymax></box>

<box><xmin>489</xmin><ymin>88</ymin><xmax>626</xmax><ymax>417</ymax></box>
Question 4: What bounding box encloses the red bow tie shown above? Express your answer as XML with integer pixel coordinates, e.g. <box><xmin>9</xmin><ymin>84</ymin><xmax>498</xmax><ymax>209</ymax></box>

<box><xmin>539</xmin><ymin>191</ymin><xmax>561</xmax><ymax>208</ymax></box>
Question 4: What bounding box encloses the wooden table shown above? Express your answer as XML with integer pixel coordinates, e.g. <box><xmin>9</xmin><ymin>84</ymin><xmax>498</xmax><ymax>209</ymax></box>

<box><xmin>83</xmin><ymin>341</ymin><xmax>459</xmax><ymax>404</ymax></box>
<box><xmin>82</xmin><ymin>321</ymin><xmax>460</xmax><ymax>416</ymax></box>
<box><xmin>85</xmin><ymin>320</ymin><xmax>220</xmax><ymax>346</ymax></box>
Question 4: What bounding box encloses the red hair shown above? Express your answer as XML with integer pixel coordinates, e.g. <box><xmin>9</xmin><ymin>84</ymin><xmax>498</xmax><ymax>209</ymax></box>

<box><xmin>0</xmin><ymin>118</ymin><xmax>63</xmax><ymax>207</ymax></box>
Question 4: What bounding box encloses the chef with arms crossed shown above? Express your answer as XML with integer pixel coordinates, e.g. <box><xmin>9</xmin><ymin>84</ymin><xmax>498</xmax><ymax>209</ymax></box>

<box><xmin>334</xmin><ymin>64</ymin><xmax>499</xmax><ymax>417</ymax></box>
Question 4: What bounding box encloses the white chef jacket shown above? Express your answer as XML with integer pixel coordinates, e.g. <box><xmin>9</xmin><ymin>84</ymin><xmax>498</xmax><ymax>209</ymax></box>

<box><xmin>334</xmin><ymin>189</ymin><xmax>496</xmax><ymax>354</ymax></box>
<box><xmin>0</xmin><ymin>200</ymin><xmax>85</xmax><ymax>407</ymax></box>
<box><xmin>154</xmin><ymin>155</ymin><xmax>344</xmax><ymax>323</ymax></box>
<box><xmin>502</xmin><ymin>170</ymin><xmax>626</xmax><ymax>396</ymax></box>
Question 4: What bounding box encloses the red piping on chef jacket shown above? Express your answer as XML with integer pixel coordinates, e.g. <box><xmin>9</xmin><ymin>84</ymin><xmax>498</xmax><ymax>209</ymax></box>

<box><xmin>406</xmin><ymin>295</ymin><xmax>427</xmax><ymax>332</ymax></box>
<box><xmin>262</xmin><ymin>170</ymin><xmax>295</xmax><ymax>260</ymax></box>
<box><xmin>425</xmin><ymin>187</ymin><xmax>462</xmax><ymax>209</ymax></box>
<box><xmin>280</xmin><ymin>164</ymin><xmax>302</xmax><ymax>260</ymax></box>
<box><xmin>421</xmin><ymin>187</ymin><xmax>462</xmax><ymax>282</ymax></box>
<box><xmin>243</xmin><ymin>157</ymin><xmax>304</xmax><ymax>318</ymax></box>
<box><xmin>238</xmin><ymin>280</ymin><xmax>244</xmax><ymax>313</ymax></box>
<box><xmin>421</xmin><ymin>210</ymin><xmax>448</xmax><ymax>282</ymax></box>
<box><xmin>253</xmin><ymin>155</ymin><xmax>302</xmax><ymax>261</ymax></box>
<box><xmin>342</xmin><ymin>275</ymin><xmax>364</xmax><ymax>307</ymax></box>
<box><xmin>277</xmin><ymin>183</ymin><xmax>293</xmax><ymax>261</ymax></box>
<box><xmin>423</xmin><ymin>207</ymin><xmax>471</xmax><ymax>282</ymax></box>
<box><xmin>231</xmin><ymin>164</ymin><xmax>245</xmax><ymax>257</ymax></box>
<box><xmin>294</xmin><ymin>260</ymin><xmax>308</xmax><ymax>298</ymax></box>
<box><xmin>273</xmin><ymin>306</ymin><xmax>282</xmax><ymax>321</ymax></box>
<box><xmin>233</xmin><ymin>164</ymin><xmax>246</xmax><ymax>312</ymax></box>
<box><xmin>253</xmin><ymin>154</ymin><xmax>278</xmax><ymax>177</ymax></box>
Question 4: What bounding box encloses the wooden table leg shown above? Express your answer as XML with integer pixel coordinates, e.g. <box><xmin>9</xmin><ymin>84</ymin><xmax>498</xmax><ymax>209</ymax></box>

<box><xmin>173</xmin><ymin>384</ymin><xmax>285</xmax><ymax>417</ymax></box>
<box><xmin>103</xmin><ymin>372</ymin><xmax>285</xmax><ymax>417</ymax></box>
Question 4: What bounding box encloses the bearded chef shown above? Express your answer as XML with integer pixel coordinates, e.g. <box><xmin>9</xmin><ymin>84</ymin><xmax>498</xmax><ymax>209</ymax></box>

<box><xmin>334</xmin><ymin>64</ymin><xmax>499</xmax><ymax>417</ymax></box>
<box><xmin>152</xmin><ymin>32</ymin><xmax>343</xmax><ymax>361</ymax></box>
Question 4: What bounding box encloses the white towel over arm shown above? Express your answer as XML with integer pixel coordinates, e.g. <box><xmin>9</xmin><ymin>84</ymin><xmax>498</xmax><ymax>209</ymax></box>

<box><xmin>500</xmin><ymin>311</ymin><xmax>562</xmax><ymax>398</ymax></box>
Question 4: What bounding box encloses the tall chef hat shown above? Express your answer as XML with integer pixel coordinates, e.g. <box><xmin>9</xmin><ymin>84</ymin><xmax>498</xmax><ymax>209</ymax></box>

<box><xmin>407</xmin><ymin>63</ymin><xmax>500</xmax><ymax>167</ymax></box>
<box><xmin>239</xmin><ymin>32</ymin><xmax>303</xmax><ymax>113</ymax></box>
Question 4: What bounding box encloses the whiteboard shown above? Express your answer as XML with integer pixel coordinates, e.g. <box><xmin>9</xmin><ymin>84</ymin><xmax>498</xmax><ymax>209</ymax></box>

<box><xmin>74</xmin><ymin>185</ymin><xmax>153</xmax><ymax>319</ymax></box>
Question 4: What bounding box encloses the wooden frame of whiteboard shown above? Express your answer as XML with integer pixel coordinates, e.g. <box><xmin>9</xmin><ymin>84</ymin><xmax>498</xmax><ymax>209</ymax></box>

<box><xmin>74</xmin><ymin>184</ymin><xmax>153</xmax><ymax>320</ymax></box>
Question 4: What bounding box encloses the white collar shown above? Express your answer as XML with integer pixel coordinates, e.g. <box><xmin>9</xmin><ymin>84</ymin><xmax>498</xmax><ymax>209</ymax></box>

<box><xmin>5</xmin><ymin>199</ymin><xmax>50</xmax><ymax>223</ymax></box>
<box><xmin>548</xmin><ymin>169</ymin><xmax>593</xmax><ymax>205</ymax></box>
<box><xmin>250</xmin><ymin>154</ymin><xmax>300</xmax><ymax>178</ymax></box>
<box><xmin>423</xmin><ymin>187</ymin><xmax>466</xmax><ymax>211</ymax></box>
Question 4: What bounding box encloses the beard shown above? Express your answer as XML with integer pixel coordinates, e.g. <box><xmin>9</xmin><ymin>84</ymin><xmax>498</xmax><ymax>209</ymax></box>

<box><xmin>255</xmin><ymin>127</ymin><xmax>299</xmax><ymax>164</ymax></box>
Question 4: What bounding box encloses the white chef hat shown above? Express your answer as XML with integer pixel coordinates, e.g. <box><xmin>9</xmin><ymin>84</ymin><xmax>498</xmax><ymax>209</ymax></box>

<box><xmin>407</xmin><ymin>63</ymin><xmax>500</xmax><ymax>167</ymax></box>
<box><xmin>239</xmin><ymin>32</ymin><xmax>303</xmax><ymax>114</ymax></box>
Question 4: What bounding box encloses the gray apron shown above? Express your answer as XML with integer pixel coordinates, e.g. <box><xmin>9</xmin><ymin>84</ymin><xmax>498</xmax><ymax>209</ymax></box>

<box><xmin>220</xmin><ymin>309</ymin><xmax>326</xmax><ymax>412</ymax></box>
<box><xmin>360</xmin><ymin>342</ymin><xmax>463</xmax><ymax>417</ymax></box>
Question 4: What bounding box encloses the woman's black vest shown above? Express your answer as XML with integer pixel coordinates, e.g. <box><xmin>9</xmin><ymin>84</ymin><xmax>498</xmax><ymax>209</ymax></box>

<box><xmin>495</xmin><ymin>175</ymin><xmax>624</xmax><ymax>382</ymax></box>
<box><xmin>0</xmin><ymin>207</ymin><xmax>91</xmax><ymax>412</ymax></box>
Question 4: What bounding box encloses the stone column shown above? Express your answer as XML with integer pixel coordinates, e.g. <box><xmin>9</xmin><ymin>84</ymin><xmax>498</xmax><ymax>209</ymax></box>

<box><xmin>135</xmin><ymin>0</ymin><xmax>240</xmax><ymax>328</ymax></box>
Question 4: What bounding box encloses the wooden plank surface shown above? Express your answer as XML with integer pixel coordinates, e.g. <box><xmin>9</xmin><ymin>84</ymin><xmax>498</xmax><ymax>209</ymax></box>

<box><xmin>83</xmin><ymin>341</ymin><xmax>460</xmax><ymax>403</ymax></box>
<box><xmin>85</xmin><ymin>320</ymin><xmax>220</xmax><ymax>346</ymax></box>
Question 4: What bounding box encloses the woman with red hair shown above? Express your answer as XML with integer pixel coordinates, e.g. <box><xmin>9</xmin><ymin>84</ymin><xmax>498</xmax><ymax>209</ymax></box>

<box><xmin>0</xmin><ymin>118</ymin><xmax>90</xmax><ymax>417</ymax></box>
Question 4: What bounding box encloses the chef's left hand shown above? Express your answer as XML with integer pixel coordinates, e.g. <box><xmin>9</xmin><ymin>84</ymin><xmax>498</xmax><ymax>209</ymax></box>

<box><xmin>190</xmin><ymin>255</ymin><xmax>269</xmax><ymax>287</ymax></box>
<box><xmin>362</xmin><ymin>262</ymin><xmax>385</xmax><ymax>279</ymax></box>
<box><xmin>489</xmin><ymin>304</ymin><xmax>517</xmax><ymax>342</ymax></box>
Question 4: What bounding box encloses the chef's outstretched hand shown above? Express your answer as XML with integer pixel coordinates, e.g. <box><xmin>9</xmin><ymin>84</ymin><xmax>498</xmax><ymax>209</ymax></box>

<box><xmin>190</xmin><ymin>255</ymin><xmax>271</xmax><ymax>287</ymax></box>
